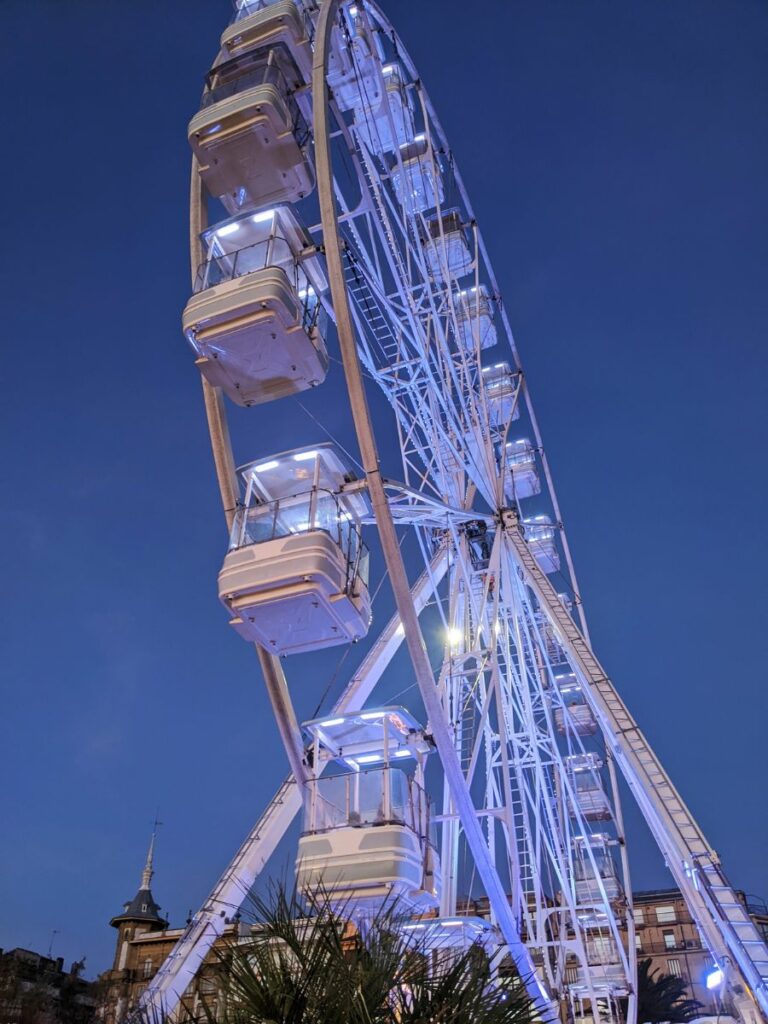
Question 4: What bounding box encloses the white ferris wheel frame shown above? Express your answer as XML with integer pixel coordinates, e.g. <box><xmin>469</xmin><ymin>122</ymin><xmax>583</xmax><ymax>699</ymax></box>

<box><xmin>135</xmin><ymin>2</ymin><xmax>768</xmax><ymax>1023</ymax></box>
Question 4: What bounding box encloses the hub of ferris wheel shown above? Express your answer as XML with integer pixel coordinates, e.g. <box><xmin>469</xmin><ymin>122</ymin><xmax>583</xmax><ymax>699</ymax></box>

<box><xmin>135</xmin><ymin>2</ymin><xmax>768</xmax><ymax>1024</ymax></box>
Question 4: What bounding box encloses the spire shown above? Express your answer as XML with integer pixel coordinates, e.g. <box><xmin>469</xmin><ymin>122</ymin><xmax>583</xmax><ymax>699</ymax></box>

<box><xmin>140</xmin><ymin>817</ymin><xmax>160</xmax><ymax>890</ymax></box>
<box><xmin>110</xmin><ymin>815</ymin><xmax>168</xmax><ymax>931</ymax></box>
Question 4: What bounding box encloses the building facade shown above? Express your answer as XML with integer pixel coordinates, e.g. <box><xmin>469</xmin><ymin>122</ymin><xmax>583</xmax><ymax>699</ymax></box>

<box><xmin>101</xmin><ymin>845</ymin><xmax>768</xmax><ymax>1023</ymax></box>
<box><xmin>0</xmin><ymin>947</ymin><xmax>99</xmax><ymax>1024</ymax></box>
<box><xmin>633</xmin><ymin>888</ymin><xmax>768</xmax><ymax>1016</ymax></box>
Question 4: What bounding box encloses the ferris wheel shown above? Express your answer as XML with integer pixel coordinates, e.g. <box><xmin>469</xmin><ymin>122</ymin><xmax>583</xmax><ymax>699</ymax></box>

<box><xmin>137</xmin><ymin>2</ymin><xmax>768</xmax><ymax>1023</ymax></box>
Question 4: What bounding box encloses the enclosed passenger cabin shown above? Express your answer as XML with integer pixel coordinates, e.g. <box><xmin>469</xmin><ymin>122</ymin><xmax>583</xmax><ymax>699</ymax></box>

<box><xmin>503</xmin><ymin>439</ymin><xmax>540</xmax><ymax>501</ymax></box>
<box><xmin>296</xmin><ymin>708</ymin><xmax>441</xmax><ymax>912</ymax></box>
<box><xmin>183</xmin><ymin>206</ymin><xmax>328</xmax><ymax>406</ymax></box>
<box><xmin>534</xmin><ymin>593</ymin><xmax>573</xmax><ymax>665</ymax></box>
<box><xmin>573</xmin><ymin>918</ymin><xmax>627</xmax><ymax>994</ymax></box>
<box><xmin>523</xmin><ymin>516</ymin><xmax>560</xmax><ymax>574</ymax></box>
<box><xmin>565</xmin><ymin>754</ymin><xmax>613</xmax><ymax>822</ymax></box>
<box><xmin>554</xmin><ymin>673</ymin><xmax>597</xmax><ymax>736</ymax></box>
<box><xmin>481</xmin><ymin>362</ymin><xmax>521</xmax><ymax>427</ymax></box>
<box><xmin>221</xmin><ymin>0</ymin><xmax>312</xmax><ymax>76</ymax></box>
<box><xmin>421</xmin><ymin>209</ymin><xmax>473</xmax><ymax>281</ymax></box>
<box><xmin>190</xmin><ymin>2</ymin><xmax>314</xmax><ymax>213</ymax></box>
<box><xmin>403</xmin><ymin>917</ymin><xmax>496</xmax><ymax>970</ymax></box>
<box><xmin>572</xmin><ymin>835</ymin><xmax>621</xmax><ymax>904</ymax></box>
<box><xmin>572</xmin><ymin>959</ymin><xmax>627</xmax><ymax>996</ymax></box>
<box><xmin>454</xmin><ymin>285</ymin><xmax>497</xmax><ymax>352</ymax></box>
<box><xmin>403</xmin><ymin>916</ymin><xmax>494</xmax><ymax>950</ymax></box>
<box><xmin>325</xmin><ymin>5</ymin><xmax>385</xmax><ymax>112</ymax></box>
<box><xmin>391</xmin><ymin>135</ymin><xmax>444</xmax><ymax>214</ymax></box>
<box><xmin>218</xmin><ymin>444</ymin><xmax>371</xmax><ymax>653</ymax></box>
<box><xmin>353</xmin><ymin>63</ymin><xmax>413</xmax><ymax>154</ymax></box>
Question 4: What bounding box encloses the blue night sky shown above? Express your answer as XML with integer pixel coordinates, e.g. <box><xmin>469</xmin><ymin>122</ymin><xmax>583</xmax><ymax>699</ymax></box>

<box><xmin>1</xmin><ymin>0</ymin><xmax>766</xmax><ymax>977</ymax></box>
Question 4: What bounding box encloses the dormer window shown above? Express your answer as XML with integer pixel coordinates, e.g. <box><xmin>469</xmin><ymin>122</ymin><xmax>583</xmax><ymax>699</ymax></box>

<box><xmin>141</xmin><ymin>903</ymin><xmax>148</xmax><ymax>912</ymax></box>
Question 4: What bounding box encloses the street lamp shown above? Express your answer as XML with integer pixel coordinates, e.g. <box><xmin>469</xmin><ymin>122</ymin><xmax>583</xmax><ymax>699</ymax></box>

<box><xmin>705</xmin><ymin>965</ymin><xmax>725</xmax><ymax>990</ymax></box>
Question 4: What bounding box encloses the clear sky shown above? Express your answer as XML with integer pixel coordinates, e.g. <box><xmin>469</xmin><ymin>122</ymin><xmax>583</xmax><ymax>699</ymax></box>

<box><xmin>1</xmin><ymin>0</ymin><xmax>766</xmax><ymax>978</ymax></box>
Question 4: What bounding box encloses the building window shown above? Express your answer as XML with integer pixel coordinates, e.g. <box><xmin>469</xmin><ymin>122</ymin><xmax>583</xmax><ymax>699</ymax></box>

<box><xmin>633</xmin><ymin>907</ymin><xmax>644</xmax><ymax>926</ymax></box>
<box><xmin>634</xmin><ymin>934</ymin><xmax>643</xmax><ymax>951</ymax></box>
<box><xmin>656</xmin><ymin>905</ymin><xmax>676</xmax><ymax>924</ymax></box>
<box><xmin>141</xmin><ymin>904</ymin><xmax>148</xmax><ymax>912</ymax></box>
<box><xmin>142</xmin><ymin>959</ymin><xmax>153</xmax><ymax>979</ymax></box>
<box><xmin>663</xmin><ymin>929</ymin><xmax>676</xmax><ymax>950</ymax></box>
<box><xmin>667</xmin><ymin>959</ymin><xmax>682</xmax><ymax>977</ymax></box>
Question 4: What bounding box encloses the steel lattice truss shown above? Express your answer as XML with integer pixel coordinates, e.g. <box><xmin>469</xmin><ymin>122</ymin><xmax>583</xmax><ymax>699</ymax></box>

<box><xmin>135</xmin><ymin>3</ymin><xmax>768</xmax><ymax>1024</ymax></box>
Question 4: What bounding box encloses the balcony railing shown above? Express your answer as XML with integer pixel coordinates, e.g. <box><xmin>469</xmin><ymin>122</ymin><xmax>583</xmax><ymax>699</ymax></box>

<box><xmin>636</xmin><ymin>939</ymin><xmax>704</xmax><ymax>956</ymax></box>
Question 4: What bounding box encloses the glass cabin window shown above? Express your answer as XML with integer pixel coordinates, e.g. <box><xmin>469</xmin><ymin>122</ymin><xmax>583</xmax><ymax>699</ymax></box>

<box><xmin>305</xmin><ymin>768</ymin><xmax>429</xmax><ymax>837</ymax></box>
<box><xmin>230</xmin><ymin>491</ymin><xmax>369</xmax><ymax>585</ymax></box>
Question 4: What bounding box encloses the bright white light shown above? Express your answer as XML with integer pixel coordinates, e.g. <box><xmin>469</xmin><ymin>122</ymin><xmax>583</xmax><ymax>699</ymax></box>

<box><xmin>395</xmin><ymin>623</ymin><xmax>405</xmax><ymax>636</ymax></box>
<box><xmin>348</xmin><ymin>3</ymin><xmax>358</xmax><ymax>15</ymax></box>
<box><xmin>441</xmin><ymin>921</ymin><xmax>463</xmax><ymax>928</ymax></box>
<box><xmin>706</xmin><ymin>967</ymin><xmax>724</xmax><ymax>990</ymax></box>
<box><xmin>251</xmin><ymin>209</ymin><xmax>274</xmax><ymax>223</ymax></box>
<box><xmin>357</xmin><ymin>753</ymin><xmax>382</xmax><ymax>765</ymax></box>
<box><xmin>494</xmin><ymin>362</ymin><xmax>505</xmax><ymax>368</ymax></box>
<box><xmin>293</xmin><ymin>450</ymin><xmax>318</xmax><ymax>462</ymax></box>
<box><xmin>254</xmin><ymin>460</ymin><xmax>279</xmax><ymax>472</ymax></box>
<box><xmin>360</xmin><ymin>711</ymin><xmax>385</xmax><ymax>721</ymax></box>
<box><xmin>393</xmin><ymin>749</ymin><xmax>410</xmax><ymax>758</ymax></box>
<box><xmin>320</xmin><ymin>717</ymin><xmax>345</xmax><ymax>727</ymax></box>
<box><xmin>447</xmin><ymin>627</ymin><xmax>462</xmax><ymax>646</ymax></box>
<box><xmin>403</xmin><ymin>924</ymin><xmax>425</xmax><ymax>930</ymax></box>
<box><xmin>216</xmin><ymin>222</ymin><xmax>240</xmax><ymax>238</ymax></box>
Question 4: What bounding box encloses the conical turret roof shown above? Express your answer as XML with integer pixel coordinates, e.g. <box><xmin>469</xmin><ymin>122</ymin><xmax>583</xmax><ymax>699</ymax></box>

<box><xmin>110</xmin><ymin>828</ymin><xmax>168</xmax><ymax>929</ymax></box>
